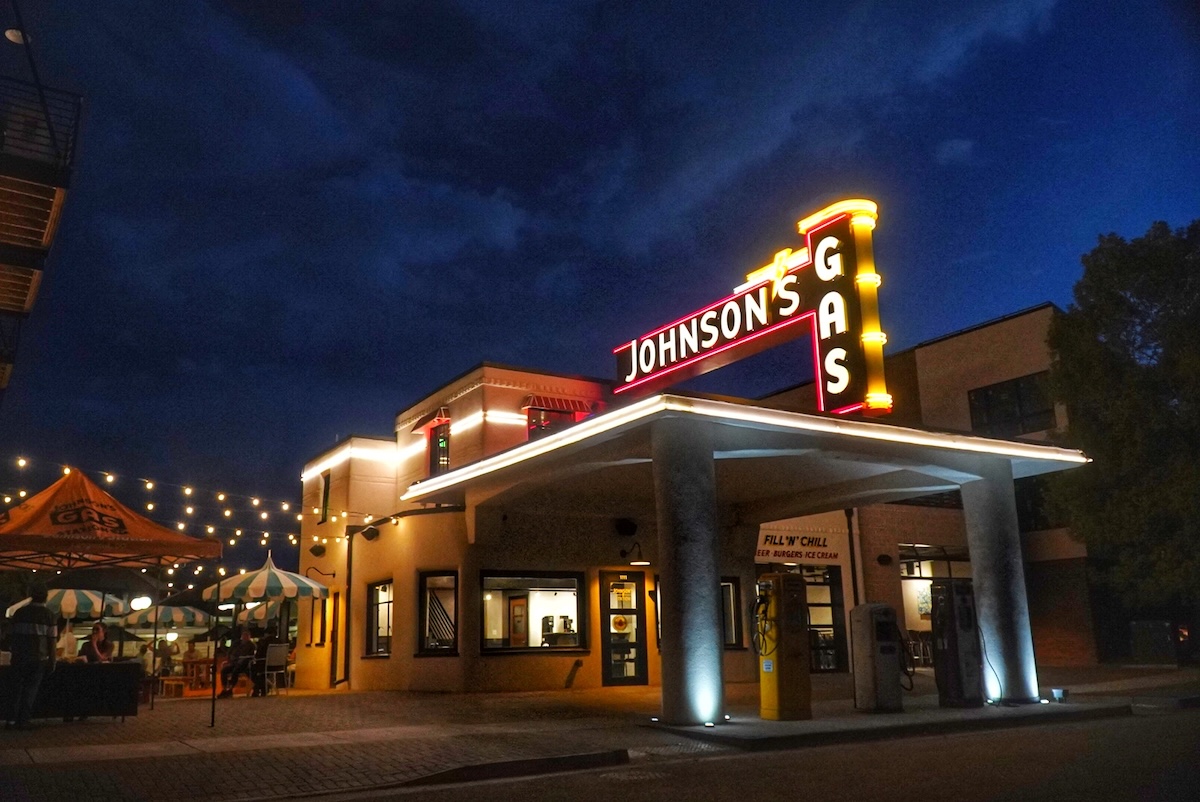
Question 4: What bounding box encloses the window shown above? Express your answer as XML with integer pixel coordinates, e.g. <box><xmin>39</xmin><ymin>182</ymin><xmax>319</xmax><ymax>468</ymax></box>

<box><xmin>720</xmin><ymin>578</ymin><xmax>743</xmax><ymax>648</ymax></box>
<box><xmin>319</xmin><ymin>470</ymin><xmax>331</xmax><ymax>524</ymax></box>
<box><xmin>1014</xmin><ymin>475</ymin><xmax>1067</xmax><ymax>532</ymax></box>
<box><xmin>968</xmin><ymin>371</ymin><xmax>1055</xmax><ymax>437</ymax></box>
<box><xmin>527</xmin><ymin>408</ymin><xmax>575</xmax><ymax>441</ymax></box>
<box><xmin>308</xmin><ymin>597</ymin><xmax>327</xmax><ymax>647</ymax></box>
<box><xmin>428</xmin><ymin>423</ymin><xmax>450</xmax><ymax>476</ymax></box>
<box><xmin>365</xmin><ymin>581</ymin><xmax>393</xmax><ymax>656</ymax></box>
<box><xmin>651</xmin><ymin>576</ymin><xmax>744</xmax><ymax>650</ymax></box>
<box><xmin>418</xmin><ymin>572</ymin><xmax>457</xmax><ymax>654</ymax></box>
<box><xmin>481</xmin><ymin>572</ymin><xmax>584</xmax><ymax>650</ymax></box>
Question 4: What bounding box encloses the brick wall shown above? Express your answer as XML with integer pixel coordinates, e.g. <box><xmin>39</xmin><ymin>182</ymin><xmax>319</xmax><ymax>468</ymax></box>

<box><xmin>1025</xmin><ymin>557</ymin><xmax>1098</xmax><ymax>666</ymax></box>
<box><xmin>857</xmin><ymin>504</ymin><xmax>967</xmax><ymax>615</ymax></box>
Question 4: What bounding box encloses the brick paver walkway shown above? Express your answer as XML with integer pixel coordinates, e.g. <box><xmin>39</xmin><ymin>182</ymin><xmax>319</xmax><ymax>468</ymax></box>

<box><xmin>0</xmin><ymin>667</ymin><xmax>1193</xmax><ymax>802</ymax></box>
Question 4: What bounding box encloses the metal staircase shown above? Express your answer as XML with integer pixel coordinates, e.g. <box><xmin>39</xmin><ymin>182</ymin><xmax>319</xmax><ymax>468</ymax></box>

<box><xmin>0</xmin><ymin>73</ymin><xmax>80</xmax><ymax>404</ymax></box>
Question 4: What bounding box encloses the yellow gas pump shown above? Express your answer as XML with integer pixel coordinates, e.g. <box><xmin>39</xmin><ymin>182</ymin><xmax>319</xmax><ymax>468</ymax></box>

<box><xmin>755</xmin><ymin>573</ymin><xmax>812</xmax><ymax>720</ymax></box>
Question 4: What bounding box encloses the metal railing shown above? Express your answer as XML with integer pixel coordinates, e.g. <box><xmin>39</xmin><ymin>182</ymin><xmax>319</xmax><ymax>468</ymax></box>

<box><xmin>0</xmin><ymin>75</ymin><xmax>81</xmax><ymax>169</ymax></box>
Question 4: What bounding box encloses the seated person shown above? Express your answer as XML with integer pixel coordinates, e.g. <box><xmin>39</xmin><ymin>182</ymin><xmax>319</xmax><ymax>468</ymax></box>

<box><xmin>218</xmin><ymin>630</ymin><xmax>256</xmax><ymax>697</ymax></box>
<box><xmin>79</xmin><ymin>622</ymin><xmax>113</xmax><ymax>663</ymax></box>
<box><xmin>181</xmin><ymin>640</ymin><xmax>201</xmax><ymax>663</ymax></box>
<box><xmin>251</xmin><ymin>631</ymin><xmax>279</xmax><ymax>697</ymax></box>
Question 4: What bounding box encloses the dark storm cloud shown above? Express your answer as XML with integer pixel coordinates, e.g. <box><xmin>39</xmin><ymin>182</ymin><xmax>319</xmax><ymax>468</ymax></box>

<box><xmin>6</xmin><ymin>0</ymin><xmax>1196</xmax><ymax>518</ymax></box>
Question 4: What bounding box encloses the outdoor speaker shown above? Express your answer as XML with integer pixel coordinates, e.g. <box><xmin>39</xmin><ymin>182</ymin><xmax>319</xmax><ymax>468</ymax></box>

<box><xmin>361</xmin><ymin>526</ymin><xmax>380</xmax><ymax>541</ymax></box>
<box><xmin>614</xmin><ymin>518</ymin><xmax>638</xmax><ymax>539</ymax></box>
<box><xmin>309</xmin><ymin>544</ymin><xmax>326</xmax><ymax>557</ymax></box>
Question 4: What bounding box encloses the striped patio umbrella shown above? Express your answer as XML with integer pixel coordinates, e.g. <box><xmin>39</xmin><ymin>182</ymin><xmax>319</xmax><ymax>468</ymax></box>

<box><xmin>201</xmin><ymin>553</ymin><xmax>328</xmax><ymax>603</ymax></box>
<box><xmin>121</xmin><ymin>604</ymin><xmax>211</xmax><ymax>629</ymax></box>
<box><xmin>236</xmin><ymin>599</ymin><xmax>282</xmax><ymax>624</ymax></box>
<box><xmin>5</xmin><ymin>588</ymin><xmax>130</xmax><ymax>619</ymax></box>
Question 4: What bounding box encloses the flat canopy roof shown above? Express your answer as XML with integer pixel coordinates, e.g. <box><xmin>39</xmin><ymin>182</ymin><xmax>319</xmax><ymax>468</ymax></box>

<box><xmin>401</xmin><ymin>394</ymin><xmax>1088</xmax><ymax>524</ymax></box>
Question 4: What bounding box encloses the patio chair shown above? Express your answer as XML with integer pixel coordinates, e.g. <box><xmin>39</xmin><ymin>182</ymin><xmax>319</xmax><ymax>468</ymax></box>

<box><xmin>258</xmin><ymin>643</ymin><xmax>290</xmax><ymax>696</ymax></box>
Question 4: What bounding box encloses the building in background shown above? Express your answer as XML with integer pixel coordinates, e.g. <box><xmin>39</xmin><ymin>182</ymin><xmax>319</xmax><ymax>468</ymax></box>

<box><xmin>763</xmin><ymin>303</ymin><xmax>1097</xmax><ymax>669</ymax></box>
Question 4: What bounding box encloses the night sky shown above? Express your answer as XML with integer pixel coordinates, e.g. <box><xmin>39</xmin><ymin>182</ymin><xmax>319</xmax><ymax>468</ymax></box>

<box><xmin>0</xmin><ymin>1</ymin><xmax>1197</xmax><ymax>571</ymax></box>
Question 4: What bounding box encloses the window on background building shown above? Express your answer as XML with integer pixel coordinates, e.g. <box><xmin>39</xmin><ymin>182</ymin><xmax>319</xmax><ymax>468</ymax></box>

<box><xmin>527</xmin><ymin>408</ymin><xmax>575</xmax><ymax>441</ymax></box>
<box><xmin>319</xmin><ymin>470</ymin><xmax>331</xmax><ymax>524</ymax></box>
<box><xmin>365</xmin><ymin>581</ymin><xmax>393</xmax><ymax>656</ymax></box>
<box><xmin>968</xmin><ymin>371</ymin><xmax>1055</xmax><ymax>437</ymax></box>
<box><xmin>1013</xmin><ymin>475</ymin><xmax>1067</xmax><ymax>532</ymax></box>
<box><xmin>428</xmin><ymin>423</ymin><xmax>450</xmax><ymax>476</ymax></box>
<box><xmin>481</xmin><ymin>573</ymin><xmax>584</xmax><ymax>650</ymax></box>
<box><xmin>418</xmin><ymin>572</ymin><xmax>458</xmax><ymax>654</ymax></box>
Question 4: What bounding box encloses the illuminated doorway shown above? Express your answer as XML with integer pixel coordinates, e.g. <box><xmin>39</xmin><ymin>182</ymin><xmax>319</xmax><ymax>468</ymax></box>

<box><xmin>600</xmin><ymin>571</ymin><xmax>647</xmax><ymax>686</ymax></box>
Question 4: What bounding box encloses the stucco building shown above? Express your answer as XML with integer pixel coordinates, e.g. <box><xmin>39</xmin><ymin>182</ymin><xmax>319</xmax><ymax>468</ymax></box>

<box><xmin>292</xmin><ymin>303</ymin><xmax>1092</xmax><ymax>722</ymax></box>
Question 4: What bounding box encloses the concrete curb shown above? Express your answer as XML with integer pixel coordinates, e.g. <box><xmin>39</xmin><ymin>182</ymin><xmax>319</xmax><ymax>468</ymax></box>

<box><xmin>404</xmin><ymin>749</ymin><xmax>630</xmax><ymax>786</ymax></box>
<box><xmin>1131</xmin><ymin>695</ymin><xmax>1200</xmax><ymax>714</ymax></box>
<box><xmin>651</xmin><ymin>702</ymin><xmax>1133</xmax><ymax>752</ymax></box>
<box><xmin>240</xmin><ymin>749</ymin><xmax>630</xmax><ymax>801</ymax></box>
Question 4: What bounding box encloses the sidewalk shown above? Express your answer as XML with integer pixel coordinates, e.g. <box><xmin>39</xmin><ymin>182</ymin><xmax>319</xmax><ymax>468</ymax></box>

<box><xmin>1</xmin><ymin>666</ymin><xmax>1196</xmax><ymax>802</ymax></box>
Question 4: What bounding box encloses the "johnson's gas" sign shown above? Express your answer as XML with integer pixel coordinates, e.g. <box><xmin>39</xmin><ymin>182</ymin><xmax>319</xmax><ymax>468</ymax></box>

<box><xmin>613</xmin><ymin>199</ymin><xmax>891</xmax><ymax>415</ymax></box>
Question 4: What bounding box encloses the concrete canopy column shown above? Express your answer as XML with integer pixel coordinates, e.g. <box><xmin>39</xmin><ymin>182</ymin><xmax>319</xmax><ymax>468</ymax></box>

<box><xmin>960</xmin><ymin>458</ymin><xmax>1039</xmax><ymax>703</ymax></box>
<box><xmin>652</xmin><ymin>417</ymin><xmax>723</xmax><ymax>725</ymax></box>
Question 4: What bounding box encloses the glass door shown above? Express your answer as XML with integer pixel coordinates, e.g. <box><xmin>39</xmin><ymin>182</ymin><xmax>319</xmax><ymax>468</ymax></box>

<box><xmin>600</xmin><ymin>571</ymin><xmax>647</xmax><ymax>686</ymax></box>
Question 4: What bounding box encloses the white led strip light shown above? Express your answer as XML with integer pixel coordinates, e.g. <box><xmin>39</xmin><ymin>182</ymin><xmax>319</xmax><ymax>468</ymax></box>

<box><xmin>301</xmin><ymin>444</ymin><xmax>401</xmax><ymax>481</ymax></box>
<box><xmin>401</xmin><ymin>394</ymin><xmax>1087</xmax><ymax>501</ymax></box>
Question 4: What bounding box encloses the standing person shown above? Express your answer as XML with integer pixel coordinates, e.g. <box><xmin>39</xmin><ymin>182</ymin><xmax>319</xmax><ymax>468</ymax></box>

<box><xmin>79</xmin><ymin>622</ymin><xmax>113</xmax><ymax>663</ymax></box>
<box><xmin>7</xmin><ymin>585</ymin><xmax>57</xmax><ymax>730</ymax></box>
<box><xmin>138</xmin><ymin>643</ymin><xmax>155</xmax><ymax>675</ymax></box>
<box><xmin>155</xmin><ymin>638</ymin><xmax>179</xmax><ymax>676</ymax></box>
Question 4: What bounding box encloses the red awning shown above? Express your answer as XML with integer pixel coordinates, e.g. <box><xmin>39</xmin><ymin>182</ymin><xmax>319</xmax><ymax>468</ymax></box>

<box><xmin>521</xmin><ymin>395</ymin><xmax>595</xmax><ymax>413</ymax></box>
<box><xmin>410</xmin><ymin>406</ymin><xmax>451</xmax><ymax>432</ymax></box>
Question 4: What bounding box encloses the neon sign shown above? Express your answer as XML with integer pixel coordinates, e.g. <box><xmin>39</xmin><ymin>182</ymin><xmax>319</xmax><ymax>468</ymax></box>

<box><xmin>613</xmin><ymin>199</ymin><xmax>892</xmax><ymax>415</ymax></box>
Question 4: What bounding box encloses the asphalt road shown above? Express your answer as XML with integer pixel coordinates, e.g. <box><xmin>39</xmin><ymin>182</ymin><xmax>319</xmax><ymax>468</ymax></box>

<box><xmin>342</xmin><ymin>709</ymin><xmax>1200</xmax><ymax>802</ymax></box>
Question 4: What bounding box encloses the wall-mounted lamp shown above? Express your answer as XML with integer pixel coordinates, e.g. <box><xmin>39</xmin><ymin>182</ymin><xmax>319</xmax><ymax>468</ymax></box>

<box><xmin>309</xmin><ymin>544</ymin><xmax>326</xmax><ymax>558</ymax></box>
<box><xmin>620</xmin><ymin>541</ymin><xmax>651</xmax><ymax>566</ymax></box>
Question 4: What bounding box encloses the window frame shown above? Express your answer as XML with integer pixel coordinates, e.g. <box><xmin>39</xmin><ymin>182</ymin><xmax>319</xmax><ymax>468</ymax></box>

<box><xmin>651</xmin><ymin>575</ymin><xmax>745</xmax><ymax>650</ymax></box>
<box><xmin>720</xmin><ymin>577</ymin><xmax>745</xmax><ymax>649</ymax></box>
<box><xmin>319</xmin><ymin>470</ymin><xmax>331</xmax><ymax>524</ymax></box>
<box><xmin>479</xmin><ymin>570</ymin><xmax>588</xmax><ymax>653</ymax></box>
<box><xmin>417</xmin><ymin>571</ymin><xmax>459</xmax><ymax>656</ymax></box>
<box><xmin>967</xmin><ymin>371</ymin><xmax>1055</xmax><ymax>438</ymax></box>
<box><xmin>364</xmin><ymin>579</ymin><xmax>394</xmax><ymax>658</ymax></box>
<box><xmin>526</xmin><ymin>407</ymin><xmax>576</xmax><ymax>441</ymax></box>
<box><xmin>428</xmin><ymin>422</ymin><xmax>450</xmax><ymax>477</ymax></box>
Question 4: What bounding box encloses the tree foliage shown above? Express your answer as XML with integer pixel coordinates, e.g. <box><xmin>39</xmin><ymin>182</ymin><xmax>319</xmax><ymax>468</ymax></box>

<box><xmin>1048</xmin><ymin>219</ymin><xmax>1200</xmax><ymax>607</ymax></box>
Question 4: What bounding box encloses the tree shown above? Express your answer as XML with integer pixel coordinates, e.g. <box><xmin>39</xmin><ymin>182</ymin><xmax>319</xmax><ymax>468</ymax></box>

<box><xmin>1048</xmin><ymin>219</ymin><xmax>1200</xmax><ymax>608</ymax></box>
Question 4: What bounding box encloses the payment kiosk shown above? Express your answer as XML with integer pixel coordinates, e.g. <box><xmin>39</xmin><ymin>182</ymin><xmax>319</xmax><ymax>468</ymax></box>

<box><xmin>755</xmin><ymin>573</ymin><xmax>812</xmax><ymax>720</ymax></box>
<box><xmin>850</xmin><ymin>603</ymin><xmax>904</xmax><ymax>712</ymax></box>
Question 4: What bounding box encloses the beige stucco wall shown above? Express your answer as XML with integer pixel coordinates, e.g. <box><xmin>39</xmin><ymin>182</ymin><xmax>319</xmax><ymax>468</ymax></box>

<box><xmin>914</xmin><ymin>305</ymin><xmax>1061</xmax><ymax>433</ymax></box>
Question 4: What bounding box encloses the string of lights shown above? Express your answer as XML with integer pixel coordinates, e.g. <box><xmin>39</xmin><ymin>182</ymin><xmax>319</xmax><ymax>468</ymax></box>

<box><xmin>0</xmin><ymin>456</ymin><xmax>314</xmax><ymax>572</ymax></box>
